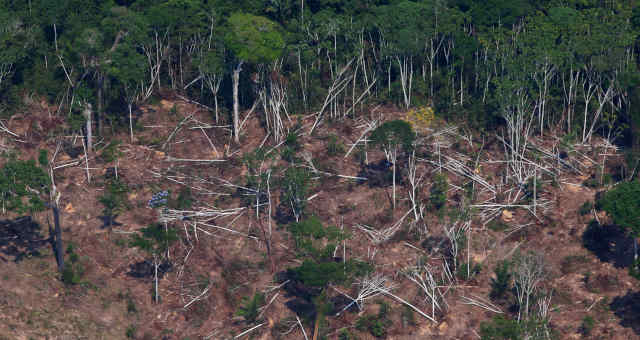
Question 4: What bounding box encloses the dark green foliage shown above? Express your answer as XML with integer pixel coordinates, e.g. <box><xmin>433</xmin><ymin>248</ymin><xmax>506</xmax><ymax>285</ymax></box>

<box><xmin>430</xmin><ymin>174</ymin><xmax>448</xmax><ymax>210</ymax></box>
<box><xmin>580</xmin><ymin>315</ymin><xmax>595</xmax><ymax>335</ymax></box>
<box><xmin>479</xmin><ymin>316</ymin><xmax>522</xmax><ymax>340</ymax></box>
<box><xmin>629</xmin><ymin>258</ymin><xmax>640</xmax><ymax>280</ymax></box>
<box><xmin>0</xmin><ymin>158</ymin><xmax>50</xmax><ymax>214</ymax></box>
<box><xmin>288</xmin><ymin>216</ymin><xmax>343</xmax><ymax>259</ymax></box>
<box><xmin>98</xmin><ymin>178</ymin><xmax>129</xmax><ymax>226</ymax></box>
<box><xmin>61</xmin><ymin>244</ymin><xmax>85</xmax><ymax>285</ymax></box>
<box><xmin>236</xmin><ymin>292</ymin><xmax>265</xmax><ymax>323</ymax></box>
<box><xmin>281</xmin><ymin>132</ymin><xmax>301</xmax><ymax>163</ymax></box>
<box><xmin>457</xmin><ymin>261</ymin><xmax>482</xmax><ymax>281</ymax></box>
<box><xmin>291</xmin><ymin>259</ymin><xmax>371</xmax><ymax>289</ymax></box>
<box><xmin>129</xmin><ymin>224</ymin><xmax>179</xmax><ymax>256</ymax></box>
<box><xmin>338</xmin><ymin>329</ymin><xmax>359</xmax><ymax>340</ymax></box>
<box><xmin>579</xmin><ymin>201</ymin><xmax>593</xmax><ymax>216</ymax></box>
<box><xmin>224</xmin><ymin>13</ymin><xmax>284</xmax><ymax>64</ymax></box>
<box><xmin>292</xmin><ymin>260</ymin><xmax>346</xmax><ymax>287</ymax></box>
<box><xmin>285</xmin><ymin>131</ymin><xmax>301</xmax><ymax>151</ymax></box>
<box><xmin>38</xmin><ymin>149</ymin><xmax>48</xmax><ymax>167</ymax></box>
<box><xmin>126</xmin><ymin>295</ymin><xmax>137</xmax><ymax>314</ymax></box>
<box><xmin>583</xmin><ymin>177</ymin><xmax>600</xmax><ymax>189</ymax></box>
<box><xmin>280</xmin><ymin>167</ymin><xmax>311</xmax><ymax>221</ymax></box>
<box><xmin>100</xmin><ymin>140</ymin><xmax>122</xmax><ymax>163</ymax></box>
<box><xmin>490</xmin><ymin>261</ymin><xmax>511</xmax><ymax>301</ymax></box>
<box><xmin>125</xmin><ymin>325</ymin><xmax>136</xmax><ymax>339</ymax></box>
<box><xmin>369</xmin><ymin>120</ymin><xmax>415</xmax><ymax>153</ymax></box>
<box><xmin>286</xmin><ymin>217</ymin><xmax>369</xmax><ymax>287</ymax></box>
<box><xmin>240</xmin><ymin>147</ymin><xmax>272</xmax><ymax>207</ymax></box>
<box><xmin>523</xmin><ymin>176</ymin><xmax>542</xmax><ymax>202</ymax></box>
<box><xmin>355</xmin><ymin>301</ymin><xmax>391</xmax><ymax>338</ymax></box>
<box><xmin>597</xmin><ymin>181</ymin><xmax>640</xmax><ymax>236</ymax></box>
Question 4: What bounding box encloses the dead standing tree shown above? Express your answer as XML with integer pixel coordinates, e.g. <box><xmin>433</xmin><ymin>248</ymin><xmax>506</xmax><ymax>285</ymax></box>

<box><xmin>513</xmin><ymin>251</ymin><xmax>547</xmax><ymax>322</ymax></box>
<box><xmin>259</xmin><ymin>58</ymin><xmax>290</xmax><ymax>143</ymax></box>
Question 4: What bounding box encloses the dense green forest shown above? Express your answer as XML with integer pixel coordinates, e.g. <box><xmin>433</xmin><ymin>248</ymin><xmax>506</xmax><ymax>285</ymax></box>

<box><xmin>1</xmin><ymin>0</ymin><xmax>639</xmax><ymax>148</ymax></box>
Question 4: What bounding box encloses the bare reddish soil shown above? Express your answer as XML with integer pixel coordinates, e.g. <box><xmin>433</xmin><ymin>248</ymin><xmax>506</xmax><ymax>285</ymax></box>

<box><xmin>0</xmin><ymin>97</ymin><xmax>638</xmax><ymax>340</ymax></box>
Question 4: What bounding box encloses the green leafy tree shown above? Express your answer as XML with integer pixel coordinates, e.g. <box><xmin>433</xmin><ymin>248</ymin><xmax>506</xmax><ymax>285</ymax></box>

<box><xmin>598</xmin><ymin>181</ymin><xmax>640</xmax><ymax>262</ymax></box>
<box><xmin>236</xmin><ymin>292</ymin><xmax>265</xmax><ymax>323</ymax></box>
<box><xmin>375</xmin><ymin>1</ymin><xmax>430</xmax><ymax>108</ymax></box>
<box><xmin>98</xmin><ymin>177</ymin><xmax>129</xmax><ymax>228</ymax></box>
<box><xmin>490</xmin><ymin>261</ymin><xmax>512</xmax><ymax>301</ymax></box>
<box><xmin>224</xmin><ymin>12</ymin><xmax>285</xmax><ymax>143</ymax></box>
<box><xmin>370</xmin><ymin>120</ymin><xmax>415</xmax><ymax>209</ymax></box>
<box><xmin>0</xmin><ymin>156</ymin><xmax>68</xmax><ymax>274</ymax></box>
<box><xmin>0</xmin><ymin>159</ymin><xmax>50</xmax><ymax>214</ymax></box>
<box><xmin>280</xmin><ymin>167</ymin><xmax>311</xmax><ymax>222</ymax></box>
<box><xmin>130</xmin><ymin>224</ymin><xmax>179</xmax><ymax>303</ymax></box>
<box><xmin>285</xmin><ymin>217</ymin><xmax>370</xmax><ymax>335</ymax></box>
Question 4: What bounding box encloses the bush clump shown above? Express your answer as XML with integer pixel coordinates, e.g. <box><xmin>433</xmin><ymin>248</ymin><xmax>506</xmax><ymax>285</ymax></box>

<box><xmin>236</xmin><ymin>292</ymin><xmax>265</xmax><ymax>323</ymax></box>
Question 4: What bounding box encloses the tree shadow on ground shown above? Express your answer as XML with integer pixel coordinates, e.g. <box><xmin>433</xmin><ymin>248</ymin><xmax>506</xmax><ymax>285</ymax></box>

<box><xmin>127</xmin><ymin>260</ymin><xmax>172</xmax><ymax>279</ymax></box>
<box><xmin>98</xmin><ymin>215</ymin><xmax>123</xmax><ymax>229</ymax></box>
<box><xmin>582</xmin><ymin>221</ymin><xmax>634</xmax><ymax>268</ymax></box>
<box><xmin>611</xmin><ymin>291</ymin><xmax>640</xmax><ymax>335</ymax></box>
<box><xmin>0</xmin><ymin>216</ymin><xmax>49</xmax><ymax>262</ymax></box>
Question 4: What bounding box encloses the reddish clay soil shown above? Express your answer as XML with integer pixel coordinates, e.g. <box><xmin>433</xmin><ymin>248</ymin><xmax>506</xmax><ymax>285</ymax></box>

<box><xmin>0</xmin><ymin>97</ymin><xmax>638</xmax><ymax>340</ymax></box>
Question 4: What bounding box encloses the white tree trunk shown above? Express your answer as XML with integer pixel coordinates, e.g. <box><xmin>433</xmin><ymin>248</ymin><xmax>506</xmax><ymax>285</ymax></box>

<box><xmin>83</xmin><ymin>102</ymin><xmax>92</xmax><ymax>153</ymax></box>
<box><xmin>154</xmin><ymin>255</ymin><xmax>159</xmax><ymax>304</ymax></box>
<box><xmin>232</xmin><ymin>62</ymin><xmax>243</xmax><ymax>143</ymax></box>
<box><xmin>128</xmin><ymin>103</ymin><xmax>134</xmax><ymax>143</ymax></box>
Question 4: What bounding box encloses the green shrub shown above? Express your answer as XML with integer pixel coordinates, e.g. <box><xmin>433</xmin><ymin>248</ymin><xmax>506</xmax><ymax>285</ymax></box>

<box><xmin>489</xmin><ymin>261</ymin><xmax>511</xmax><ymax>301</ymax></box>
<box><xmin>579</xmin><ymin>201</ymin><xmax>593</xmax><ymax>216</ymax></box>
<box><xmin>38</xmin><ymin>149</ymin><xmax>48</xmax><ymax>167</ymax></box>
<box><xmin>129</xmin><ymin>224</ymin><xmax>179</xmax><ymax>256</ymax></box>
<box><xmin>629</xmin><ymin>258</ymin><xmax>640</xmax><ymax>280</ymax></box>
<box><xmin>369</xmin><ymin>120</ymin><xmax>415</xmax><ymax>153</ymax></box>
<box><xmin>98</xmin><ymin>178</ymin><xmax>129</xmax><ymax>227</ymax></box>
<box><xmin>292</xmin><ymin>260</ymin><xmax>347</xmax><ymax>287</ymax></box>
<box><xmin>280</xmin><ymin>167</ymin><xmax>311</xmax><ymax>221</ymax></box>
<box><xmin>281</xmin><ymin>132</ymin><xmax>302</xmax><ymax>163</ymax></box>
<box><xmin>355</xmin><ymin>301</ymin><xmax>391</xmax><ymax>338</ymax></box>
<box><xmin>285</xmin><ymin>131</ymin><xmax>301</xmax><ymax>150</ymax></box>
<box><xmin>338</xmin><ymin>329</ymin><xmax>359</xmax><ymax>340</ymax></box>
<box><xmin>430</xmin><ymin>174</ymin><xmax>448</xmax><ymax>210</ymax></box>
<box><xmin>126</xmin><ymin>295</ymin><xmax>137</xmax><ymax>314</ymax></box>
<box><xmin>169</xmin><ymin>104</ymin><xmax>178</xmax><ymax>116</ymax></box>
<box><xmin>236</xmin><ymin>292</ymin><xmax>265</xmax><ymax>323</ymax></box>
<box><xmin>100</xmin><ymin>140</ymin><xmax>122</xmax><ymax>163</ymax></box>
<box><xmin>597</xmin><ymin>181</ymin><xmax>640</xmax><ymax>236</ymax></box>
<box><xmin>0</xmin><ymin>158</ymin><xmax>50</xmax><ymax>214</ymax></box>
<box><xmin>583</xmin><ymin>177</ymin><xmax>600</xmax><ymax>188</ymax></box>
<box><xmin>125</xmin><ymin>325</ymin><xmax>136</xmax><ymax>338</ymax></box>
<box><xmin>61</xmin><ymin>245</ymin><xmax>85</xmax><ymax>285</ymax></box>
<box><xmin>457</xmin><ymin>261</ymin><xmax>482</xmax><ymax>281</ymax></box>
<box><xmin>479</xmin><ymin>316</ymin><xmax>521</xmax><ymax>340</ymax></box>
<box><xmin>524</xmin><ymin>176</ymin><xmax>542</xmax><ymax>202</ymax></box>
<box><xmin>288</xmin><ymin>216</ymin><xmax>343</xmax><ymax>259</ymax></box>
<box><xmin>580</xmin><ymin>315</ymin><xmax>595</xmax><ymax>336</ymax></box>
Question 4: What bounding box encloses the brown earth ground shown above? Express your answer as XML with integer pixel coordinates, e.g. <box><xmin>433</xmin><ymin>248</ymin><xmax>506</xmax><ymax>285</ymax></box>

<box><xmin>0</xmin><ymin>95</ymin><xmax>638</xmax><ymax>340</ymax></box>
